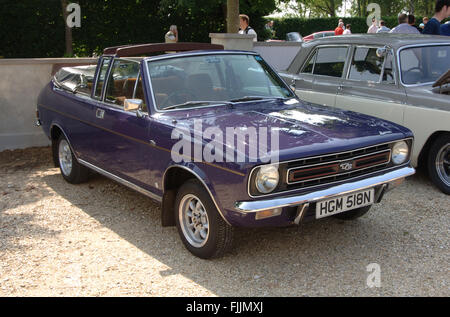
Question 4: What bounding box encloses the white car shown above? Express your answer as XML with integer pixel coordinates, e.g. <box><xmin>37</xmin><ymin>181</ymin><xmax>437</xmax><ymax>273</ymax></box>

<box><xmin>280</xmin><ymin>34</ymin><xmax>450</xmax><ymax>194</ymax></box>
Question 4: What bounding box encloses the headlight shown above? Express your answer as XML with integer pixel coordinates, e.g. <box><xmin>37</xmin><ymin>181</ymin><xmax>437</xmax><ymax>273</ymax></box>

<box><xmin>255</xmin><ymin>165</ymin><xmax>279</xmax><ymax>194</ymax></box>
<box><xmin>392</xmin><ymin>141</ymin><xmax>409</xmax><ymax>165</ymax></box>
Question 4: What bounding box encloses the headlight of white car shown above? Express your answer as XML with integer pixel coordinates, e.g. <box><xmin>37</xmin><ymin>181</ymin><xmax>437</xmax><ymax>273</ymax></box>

<box><xmin>392</xmin><ymin>141</ymin><xmax>409</xmax><ymax>165</ymax></box>
<box><xmin>255</xmin><ymin>165</ymin><xmax>279</xmax><ymax>194</ymax></box>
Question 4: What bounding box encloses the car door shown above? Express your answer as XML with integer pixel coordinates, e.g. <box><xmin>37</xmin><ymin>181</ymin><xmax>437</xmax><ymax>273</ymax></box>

<box><xmin>91</xmin><ymin>58</ymin><xmax>154</xmax><ymax>189</ymax></box>
<box><xmin>335</xmin><ymin>46</ymin><xmax>406</xmax><ymax>125</ymax></box>
<box><xmin>294</xmin><ymin>45</ymin><xmax>349</xmax><ymax>107</ymax></box>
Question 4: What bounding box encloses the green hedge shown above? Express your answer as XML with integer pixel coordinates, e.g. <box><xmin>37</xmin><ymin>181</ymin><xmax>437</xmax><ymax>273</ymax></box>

<box><xmin>0</xmin><ymin>0</ymin><xmax>435</xmax><ymax>59</ymax></box>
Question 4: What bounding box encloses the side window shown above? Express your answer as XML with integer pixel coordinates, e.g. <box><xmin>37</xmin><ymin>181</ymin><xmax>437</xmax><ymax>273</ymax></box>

<box><xmin>301</xmin><ymin>50</ymin><xmax>316</xmax><ymax>74</ymax></box>
<box><xmin>94</xmin><ymin>58</ymin><xmax>111</xmax><ymax>99</ymax></box>
<box><xmin>348</xmin><ymin>47</ymin><xmax>384</xmax><ymax>82</ymax></box>
<box><xmin>313</xmin><ymin>47</ymin><xmax>348</xmax><ymax>78</ymax></box>
<box><xmin>104</xmin><ymin>59</ymin><xmax>140</xmax><ymax>106</ymax></box>
<box><xmin>382</xmin><ymin>51</ymin><xmax>395</xmax><ymax>84</ymax></box>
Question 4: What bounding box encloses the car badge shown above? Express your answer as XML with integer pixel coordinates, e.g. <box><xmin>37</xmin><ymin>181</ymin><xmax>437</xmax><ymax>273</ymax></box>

<box><xmin>340</xmin><ymin>162</ymin><xmax>354</xmax><ymax>171</ymax></box>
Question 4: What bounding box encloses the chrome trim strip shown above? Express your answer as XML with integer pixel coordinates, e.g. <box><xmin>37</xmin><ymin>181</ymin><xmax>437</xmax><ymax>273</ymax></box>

<box><xmin>397</xmin><ymin>43</ymin><xmax>450</xmax><ymax>87</ymax></box>
<box><xmin>79</xmin><ymin>159</ymin><xmax>162</xmax><ymax>203</ymax></box>
<box><xmin>286</xmin><ymin>149</ymin><xmax>392</xmax><ymax>185</ymax></box>
<box><xmin>236</xmin><ymin>166</ymin><xmax>415</xmax><ymax>213</ymax></box>
<box><xmin>162</xmin><ymin>165</ymin><xmax>231</xmax><ymax>225</ymax></box>
<box><xmin>247</xmin><ymin>138</ymin><xmax>413</xmax><ymax>198</ymax></box>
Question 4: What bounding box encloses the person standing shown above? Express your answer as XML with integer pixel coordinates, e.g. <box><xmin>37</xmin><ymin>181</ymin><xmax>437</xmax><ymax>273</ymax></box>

<box><xmin>343</xmin><ymin>24</ymin><xmax>352</xmax><ymax>35</ymax></box>
<box><xmin>390</xmin><ymin>13</ymin><xmax>420</xmax><ymax>34</ymax></box>
<box><xmin>239</xmin><ymin>14</ymin><xmax>257</xmax><ymax>42</ymax></box>
<box><xmin>335</xmin><ymin>22</ymin><xmax>344</xmax><ymax>35</ymax></box>
<box><xmin>368</xmin><ymin>18</ymin><xmax>378</xmax><ymax>33</ymax></box>
<box><xmin>265</xmin><ymin>20</ymin><xmax>275</xmax><ymax>39</ymax></box>
<box><xmin>423</xmin><ymin>0</ymin><xmax>450</xmax><ymax>35</ymax></box>
<box><xmin>376</xmin><ymin>20</ymin><xmax>391</xmax><ymax>33</ymax></box>
<box><xmin>408</xmin><ymin>14</ymin><xmax>422</xmax><ymax>33</ymax></box>
<box><xmin>165</xmin><ymin>25</ymin><xmax>178</xmax><ymax>43</ymax></box>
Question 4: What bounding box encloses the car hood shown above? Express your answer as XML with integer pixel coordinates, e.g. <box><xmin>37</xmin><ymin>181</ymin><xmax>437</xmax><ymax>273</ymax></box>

<box><xmin>161</xmin><ymin>99</ymin><xmax>412</xmax><ymax>163</ymax></box>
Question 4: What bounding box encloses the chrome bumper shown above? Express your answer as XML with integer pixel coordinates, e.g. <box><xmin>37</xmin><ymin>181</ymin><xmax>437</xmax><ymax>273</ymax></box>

<box><xmin>235</xmin><ymin>166</ymin><xmax>415</xmax><ymax>213</ymax></box>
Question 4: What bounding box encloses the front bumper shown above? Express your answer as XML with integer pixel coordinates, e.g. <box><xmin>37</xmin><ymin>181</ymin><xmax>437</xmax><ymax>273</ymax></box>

<box><xmin>233</xmin><ymin>166</ymin><xmax>415</xmax><ymax>224</ymax></box>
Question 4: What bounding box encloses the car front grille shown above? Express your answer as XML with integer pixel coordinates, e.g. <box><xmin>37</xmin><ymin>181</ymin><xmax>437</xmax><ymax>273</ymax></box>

<box><xmin>285</xmin><ymin>143</ymin><xmax>391</xmax><ymax>190</ymax></box>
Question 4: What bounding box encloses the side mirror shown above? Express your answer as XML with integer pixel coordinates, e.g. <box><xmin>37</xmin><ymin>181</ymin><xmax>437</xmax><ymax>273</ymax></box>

<box><xmin>376</xmin><ymin>47</ymin><xmax>387</xmax><ymax>58</ymax></box>
<box><xmin>290</xmin><ymin>78</ymin><xmax>296</xmax><ymax>91</ymax></box>
<box><xmin>124</xmin><ymin>99</ymin><xmax>143</xmax><ymax>112</ymax></box>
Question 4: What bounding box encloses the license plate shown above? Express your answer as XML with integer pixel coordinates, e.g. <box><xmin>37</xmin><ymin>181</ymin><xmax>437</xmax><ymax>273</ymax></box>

<box><xmin>316</xmin><ymin>188</ymin><xmax>375</xmax><ymax>219</ymax></box>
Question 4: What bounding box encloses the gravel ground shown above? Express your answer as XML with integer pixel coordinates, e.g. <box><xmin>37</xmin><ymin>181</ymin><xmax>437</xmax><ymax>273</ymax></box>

<box><xmin>0</xmin><ymin>147</ymin><xmax>448</xmax><ymax>297</ymax></box>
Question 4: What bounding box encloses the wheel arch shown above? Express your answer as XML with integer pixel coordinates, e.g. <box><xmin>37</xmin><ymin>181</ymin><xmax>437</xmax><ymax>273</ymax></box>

<box><xmin>417</xmin><ymin>131</ymin><xmax>450</xmax><ymax>168</ymax></box>
<box><xmin>50</xmin><ymin>123</ymin><xmax>79</xmax><ymax>167</ymax></box>
<box><xmin>161</xmin><ymin>164</ymin><xmax>230</xmax><ymax>227</ymax></box>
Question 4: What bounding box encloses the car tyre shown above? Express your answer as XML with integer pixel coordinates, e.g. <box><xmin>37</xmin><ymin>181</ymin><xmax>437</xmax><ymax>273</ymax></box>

<box><xmin>175</xmin><ymin>179</ymin><xmax>234</xmax><ymax>259</ymax></box>
<box><xmin>333</xmin><ymin>205</ymin><xmax>371</xmax><ymax>220</ymax></box>
<box><xmin>57</xmin><ymin>135</ymin><xmax>89</xmax><ymax>184</ymax></box>
<box><xmin>427</xmin><ymin>134</ymin><xmax>450</xmax><ymax>195</ymax></box>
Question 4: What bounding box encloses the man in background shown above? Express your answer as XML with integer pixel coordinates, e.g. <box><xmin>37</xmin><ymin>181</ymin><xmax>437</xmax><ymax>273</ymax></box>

<box><xmin>335</xmin><ymin>21</ymin><xmax>344</xmax><ymax>35</ymax></box>
<box><xmin>239</xmin><ymin>14</ymin><xmax>257</xmax><ymax>42</ymax></box>
<box><xmin>165</xmin><ymin>25</ymin><xmax>178</xmax><ymax>43</ymax></box>
<box><xmin>408</xmin><ymin>14</ymin><xmax>422</xmax><ymax>32</ymax></box>
<box><xmin>368</xmin><ymin>18</ymin><xmax>378</xmax><ymax>33</ymax></box>
<box><xmin>423</xmin><ymin>0</ymin><xmax>450</xmax><ymax>35</ymax></box>
<box><xmin>265</xmin><ymin>20</ymin><xmax>275</xmax><ymax>39</ymax></box>
<box><xmin>390</xmin><ymin>13</ymin><xmax>420</xmax><ymax>34</ymax></box>
<box><xmin>377</xmin><ymin>20</ymin><xmax>391</xmax><ymax>33</ymax></box>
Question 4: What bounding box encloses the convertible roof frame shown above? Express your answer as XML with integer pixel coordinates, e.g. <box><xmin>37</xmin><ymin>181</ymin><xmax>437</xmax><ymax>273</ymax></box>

<box><xmin>103</xmin><ymin>42</ymin><xmax>224</xmax><ymax>57</ymax></box>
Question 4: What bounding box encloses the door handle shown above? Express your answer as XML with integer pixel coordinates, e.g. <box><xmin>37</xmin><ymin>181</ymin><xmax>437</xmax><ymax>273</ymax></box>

<box><xmin>337</xmin><ymin>85</ymin><xmax>344</xmax><ymax>92</ymax></box>
<box><xmin>96</xmin><ymin>108</ymin><xmax>105</xmax><ymax>119</ymax></box>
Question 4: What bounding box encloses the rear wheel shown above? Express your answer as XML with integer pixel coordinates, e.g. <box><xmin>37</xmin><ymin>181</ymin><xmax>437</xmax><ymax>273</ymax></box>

<box><xmin>333</xmin><ymin>205</ymin><xmax>372</xmax><ymax>220</ymax></box>
<box><xmin>427</xmin><ymin>134</ymin><xmax>450</xmax><ymax>195</ymax></box>
<box><xmin>57</xmin><ymin>135</ymin><xmax>89</xmax><ymax>184</ymax></box>
<box><xmin>175</xmin><ymin>179</ymin><xmax>234</xmax><ymax>259</ymax></box>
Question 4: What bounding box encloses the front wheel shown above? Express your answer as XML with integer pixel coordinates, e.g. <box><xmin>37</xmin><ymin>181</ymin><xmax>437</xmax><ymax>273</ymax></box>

<box><xmin>57</xmin><ymin>135</ymin><xmax>89</xmax><ymax>184</ymax></box>
<box><xmin>175</xmin><ymin>179</ymin><xmax>234</xmax><ymax>259</ymax></box>
<box><xmin>333</xmin><ymin>205</ymin><xmax>372</xmax><ymax>220</ymax></box>
<box><xmin>427</xmin><ymin>134</ymin><xmax>450</xmax><ymax>195</ymax></box>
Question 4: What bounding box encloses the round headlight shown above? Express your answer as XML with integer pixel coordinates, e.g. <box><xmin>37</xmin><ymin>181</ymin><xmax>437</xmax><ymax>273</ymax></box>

<box><xmin>255</xmin><ymin>165</ymin><xmax>279</xmax><ymax>194</ymax></box>
<box><xmin>392</xmin><ymin>141</ymin><xmax>409</xmax><ymax>165</ymax></box>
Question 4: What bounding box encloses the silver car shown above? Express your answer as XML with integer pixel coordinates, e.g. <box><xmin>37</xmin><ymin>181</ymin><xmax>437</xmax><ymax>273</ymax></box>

<box><xmin>280</xmin><ymin>34</ymin><xmax>450</xmax><ymax>194</ymax></box>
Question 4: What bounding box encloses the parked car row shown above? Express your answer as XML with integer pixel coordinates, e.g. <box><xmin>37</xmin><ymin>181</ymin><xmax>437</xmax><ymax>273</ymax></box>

<box><xmin>279</xmin><ymin>34</ymin><xmax>450</xmax><ymax>194</ymax></box>
<box><xmin>36</xmin><ymin>33</ymin><xmax>449</xmax><ymax>259</ymax></box>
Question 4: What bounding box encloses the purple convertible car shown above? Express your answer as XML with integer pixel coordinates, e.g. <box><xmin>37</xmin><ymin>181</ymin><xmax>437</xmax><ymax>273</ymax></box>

<box><xmin>37</xmin><ymin>43</ymin><xmax>415</xmax><ymax>258</ymax></box>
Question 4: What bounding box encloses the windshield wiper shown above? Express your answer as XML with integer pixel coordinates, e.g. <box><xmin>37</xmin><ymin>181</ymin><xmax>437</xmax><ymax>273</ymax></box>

<box><xmin>161</xmin><ymin>101</ymin><xmax>231</xmax><ymax>111</ymax></box>
<box><xmin>229</xmin><ymin>96</ymin><xmax>288</xmax><ymax>103</ymax></box>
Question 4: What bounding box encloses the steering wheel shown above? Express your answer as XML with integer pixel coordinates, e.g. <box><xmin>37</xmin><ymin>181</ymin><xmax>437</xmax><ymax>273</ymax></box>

<box><xmin>160</xmin><ymin>89</ymin><xmax>197</xmax><ymax>109</ymax></box>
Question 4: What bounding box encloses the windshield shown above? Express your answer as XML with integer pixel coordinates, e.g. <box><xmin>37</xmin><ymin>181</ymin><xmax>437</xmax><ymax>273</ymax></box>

<box><xmin>400</xmin><ymin>45</ymin><xmax>450</xmax><ymax>85</ymax></box>
<box><xmin>147</xmin><ymin>54</ymin><xmax>294</xmax><ymax>110</ymax></box>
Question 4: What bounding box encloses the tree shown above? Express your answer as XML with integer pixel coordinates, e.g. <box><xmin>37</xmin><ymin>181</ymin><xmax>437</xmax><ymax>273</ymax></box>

<box><xmin>61</xmin><ymin>0</ymin><xmax>73</xmax><ymax>56</ymax></box>
<box><xmin>227</xmin><ymin>0</ymin><xmax>239</xmax><ymax>33</ymax></box>
<box><xmin>295</xmin><ymin>0</ymin><xmax>344</xmax><ymax>17</ymax></box>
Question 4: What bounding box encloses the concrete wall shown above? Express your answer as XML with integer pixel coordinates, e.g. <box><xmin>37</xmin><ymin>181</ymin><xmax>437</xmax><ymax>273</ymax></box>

<box><xmin>0</xmin><ymin>58</ymin><xmax>97</xmax><ymax>151</ymax></box>
<box><xmin>253</xmin><ymin>42</ymin><xmax>302</xmax><ymax>71</ymax></box>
